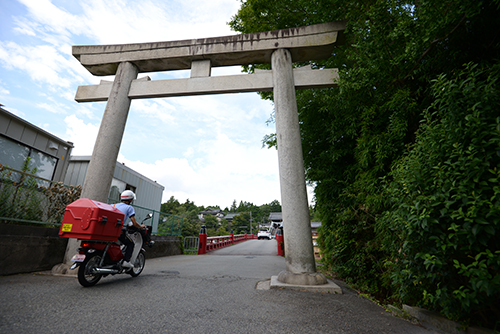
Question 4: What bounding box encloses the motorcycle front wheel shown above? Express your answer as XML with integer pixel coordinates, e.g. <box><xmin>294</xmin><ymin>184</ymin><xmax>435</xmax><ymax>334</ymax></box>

<box><xmin>77</xmin><ymin>252</ymin><xmax>103</xmax><ymax>287</ymax></box>
<box><xmin>129</xmin><ymin>251</ymin><xmax>145</xmax><ymax>277</ymax></box>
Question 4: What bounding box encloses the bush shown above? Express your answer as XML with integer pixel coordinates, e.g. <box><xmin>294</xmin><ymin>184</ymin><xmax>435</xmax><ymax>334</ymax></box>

<box><xmin>380</xmin><ymin>63</ymin><xmax>500</xmax><ymax>328</ymax></box>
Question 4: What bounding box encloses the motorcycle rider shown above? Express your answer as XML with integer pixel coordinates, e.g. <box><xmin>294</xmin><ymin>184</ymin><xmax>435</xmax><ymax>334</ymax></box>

<box><xmin>115</xmin><ymin>190</ymin><xmax>145</xmax><ymax>268</ymax></box>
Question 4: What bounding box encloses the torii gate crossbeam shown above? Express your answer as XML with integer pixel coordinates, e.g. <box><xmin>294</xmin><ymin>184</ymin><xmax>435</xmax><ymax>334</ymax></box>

<box><xmin>63</xmin><ymin>21</ymin><xmax>346</xmax><ymax>287</ymax></box>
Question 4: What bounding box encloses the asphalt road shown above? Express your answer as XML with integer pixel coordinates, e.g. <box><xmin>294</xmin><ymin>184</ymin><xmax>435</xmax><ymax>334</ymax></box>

<box><xmin>0</xmin><ymin>239</ymin><xmax>439</xmax><ymax>334</ymax></box>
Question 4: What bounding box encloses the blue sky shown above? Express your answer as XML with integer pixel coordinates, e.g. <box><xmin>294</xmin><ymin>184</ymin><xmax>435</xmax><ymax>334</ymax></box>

<box><xmin>0</xmin><ymin>0</ymin><xmax>315</xmax><ymax>209</ymax></box>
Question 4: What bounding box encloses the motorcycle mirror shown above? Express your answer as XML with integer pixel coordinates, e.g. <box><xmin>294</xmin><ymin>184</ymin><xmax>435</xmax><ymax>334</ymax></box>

<box><xmin>141</xmin><ymin>213</ymin><xmax>153</xmax><ymax>224</ymax></box>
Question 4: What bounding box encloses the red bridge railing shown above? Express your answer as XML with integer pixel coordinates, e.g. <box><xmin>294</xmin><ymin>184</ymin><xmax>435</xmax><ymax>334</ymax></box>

<box><xmin>275</xmin><ymin>227</ymin><xmax>284</xmax><ymax>256</ymax></box>
<box><xmin>198</xmin><ymin>225</ymin><xmax>257</xmax><ymax>254</ymax></box>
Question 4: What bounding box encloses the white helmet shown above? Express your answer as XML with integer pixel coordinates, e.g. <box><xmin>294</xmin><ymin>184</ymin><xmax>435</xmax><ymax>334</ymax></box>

<box><xmin>120</xmin><ymin>190</ymin><xmax>136</xmax><ymax>201</ymax></box>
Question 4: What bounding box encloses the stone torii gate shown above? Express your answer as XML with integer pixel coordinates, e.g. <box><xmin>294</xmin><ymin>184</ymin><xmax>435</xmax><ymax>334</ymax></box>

<box><xmin>67</xmin><ymin>21</ymin><xmax>346</xmax><ymax>287</ymax></box>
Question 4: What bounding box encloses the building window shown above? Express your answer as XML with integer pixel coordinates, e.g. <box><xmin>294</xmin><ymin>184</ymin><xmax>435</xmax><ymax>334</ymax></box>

<box><xmin>0</xmin><ymin>135</ymin><xmax>30</xmax><ymax>171</ymax></box>
<box><xmin>30</xmin><ymin>150</ymin><xmax>57</xmax><ymax>180</ymax></box>
<box><xmin>107</xmin><ymin>179</ymin><xmax>136</xmax><ymax>204</ymax></box>
<box><xmin>108</xmin><ymin>178</ymin><xmax>127</xmax><ymax>203</ymax></box>
<box><xmin>0</xmin><ymin>135</ymin><xmax>57</xmax><ymax>180</ymax></box>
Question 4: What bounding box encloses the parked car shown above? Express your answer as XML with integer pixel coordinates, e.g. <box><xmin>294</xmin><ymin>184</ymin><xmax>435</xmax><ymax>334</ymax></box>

<box><xmin>258</xmin><ymin>229</ymin><xmax>271</xmax><ymax>240</ymax></box>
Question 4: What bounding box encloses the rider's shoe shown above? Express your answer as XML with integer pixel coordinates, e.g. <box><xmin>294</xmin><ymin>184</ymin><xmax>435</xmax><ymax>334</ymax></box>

<box><xmin>122</xmin><ymin>261</ymin><xmax>134</xmax><ymax>268</ymax></box>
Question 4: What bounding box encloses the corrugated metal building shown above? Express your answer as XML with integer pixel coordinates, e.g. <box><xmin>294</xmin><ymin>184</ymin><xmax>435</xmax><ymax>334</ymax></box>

<box><xmin>0</xmin><ymin>106</ymin><xmax>73</xmax><ymax>182</ymax></box>
<box><xmin>0</xmin><ymin>107</ymin><xmax>164</xmax><ymax>212</ymax></box>
<box><xmin>64</xmin><ymin>156</ymin><xmax>164</xmax><ymax>218</ymax></box>
<box><xmin>1</xmin><ymin>107</ymin><xmax>165</xmax><ymax>231</ymax></box>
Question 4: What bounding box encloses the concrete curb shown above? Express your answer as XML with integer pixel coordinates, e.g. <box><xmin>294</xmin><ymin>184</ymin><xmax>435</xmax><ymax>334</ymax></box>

<box><xmin>270</xmin><ymin>275</ymin><xmax>342</xmax><ymax>294</ymax></box>
<box><xmin>403</xmin><ymin>305</ymin><xmax>495</xmax><ymax>334</ymax></box>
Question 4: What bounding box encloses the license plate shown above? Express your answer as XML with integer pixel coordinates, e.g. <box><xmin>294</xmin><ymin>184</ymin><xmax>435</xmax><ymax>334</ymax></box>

<box><xmin>61</xmin><ymin>223</ymin><xmax>72</xmax><ymax>232</ymax></box>
<box><xmin>71</xmin><ymin>254</ymin><xmax>86</xmax><ymax>262</ymax></box>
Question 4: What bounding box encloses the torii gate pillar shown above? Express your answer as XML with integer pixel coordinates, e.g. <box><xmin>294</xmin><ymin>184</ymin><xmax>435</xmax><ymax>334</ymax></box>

<box><xmin>58</xmin><ymin>22</ymin><xmax>346</xmax><ymax>287</ymax></box>
<box><xmin>271</xmin><ymin>49</ymin><xmax>325</xmax><ymax>285</ymax></box>
<box><xmin>59</xmin><ymin>61</ymin><xmax>139</xmax><ymax>268</ymax></box>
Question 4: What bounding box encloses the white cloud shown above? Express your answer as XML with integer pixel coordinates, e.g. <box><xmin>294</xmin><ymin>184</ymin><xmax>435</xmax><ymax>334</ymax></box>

<box><xmin>11</xmin><ymin>17</ymin><xmax>37</xmax><ymax>36</ymax></box>
<box><xmin>132</xmin><ymin>99</ymin><xmax>176</xmax><ymax>125</ymax></box>
<box><xmin>0</xmin><ymin>82</ymin><xmax>10</xmax><ymax>96</ymax></box>
<box><xmin>15</xmin><ymin>0</ymin><xmax>84</xmax><ymax>43</ymax></box>
<box><xmin>183</xmin><ymin>147</ymin><xmax>194</xmax><ymax>158</ymax></box>
<box><xmin>64</xmin><ymin>115</ymin><xmax>99</xmax><ymax>155</ymax></box>
<box><xmin>77</xmin><ymin>0</ymin><xmax>241</xmax><ymax>44</ymax></box>
<box><xmin>0</xmin><ymin>41</ymin><xmax>83</xmax><ymax>90</ymax></box>
<box><xmin>36</xmin><ymin>102</ymin><xmax>63</xmax><ymax>114</ymax></box>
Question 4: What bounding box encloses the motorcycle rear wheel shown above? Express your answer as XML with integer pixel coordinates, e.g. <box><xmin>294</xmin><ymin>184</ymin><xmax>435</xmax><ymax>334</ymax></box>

<box><xmin>78</xmin><ymin>252</ymin><xmax>103</xmax><ymax>287</ymax></box>
<box><xmin>129</xmin><ymin>251</ymin><xmax>145</xmax><ymax>277</ymax></box>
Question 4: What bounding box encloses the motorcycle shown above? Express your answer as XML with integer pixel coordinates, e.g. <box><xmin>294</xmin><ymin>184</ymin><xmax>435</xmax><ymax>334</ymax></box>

<box><xmin>70</xmin><ymin>214</ymin><xmax>155</xmax><ymax>287</ymax></box>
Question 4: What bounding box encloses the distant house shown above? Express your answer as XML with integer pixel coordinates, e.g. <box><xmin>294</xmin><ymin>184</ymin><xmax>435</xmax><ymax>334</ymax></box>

<box><xmin>311</xmin><ymin>222</ymin><xmax>322</xmax><ymax>260</ymax></box>
<box><xmin>199</xmin><ymin>208</ymin><xmax>225</xmax><ymax>222</ymax></box>
<box><xmin>224</xmin><ymin>212</ymin><xmax>240</xmax><ymax>222</ymax></box>
<box><xmin>311</xmin><ymin>222</ymin><xmax>321</xmax><ymax>234</ymax></box>
<box><xmin>222</xmin><ymin>212</ymin><xmax>241</xmax><ymax>230</ymax></box>
<box><xmin>268</xmin><ymin>212</ymin><xmax>282</xmax><ymax>229</ymax></box>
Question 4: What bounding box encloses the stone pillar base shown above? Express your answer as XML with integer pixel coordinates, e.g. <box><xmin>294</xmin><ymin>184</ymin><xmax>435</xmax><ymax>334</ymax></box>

<box><xmin>277</xmin><ymin>270</ymin><xmax>328</xmax><ymax>285</ymax></box>
<box><xmin>51</xmin><ymin>263</ymin><xmax>78</xmax><ymax>277</ymax></box>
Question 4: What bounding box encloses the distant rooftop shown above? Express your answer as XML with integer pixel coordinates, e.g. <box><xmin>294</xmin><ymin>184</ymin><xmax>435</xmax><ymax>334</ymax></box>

<box><xmin>311</xmin><ymin>222</ymin><xmax>322</xmax><ymax>229</ymax></box>
<box><xmin>268</xmin><ymin>212</ymin><xmax>282</xmax><ymax>221</ymax></box>
<box><xmin>224</xmin><ymin>212</ymin><xmax>241</xmax><ymax>220</ymax></box>
<box><xmin>200</xmin><ymin>208</ymin><xmax>223</xmax><ymax>215</ymax></box>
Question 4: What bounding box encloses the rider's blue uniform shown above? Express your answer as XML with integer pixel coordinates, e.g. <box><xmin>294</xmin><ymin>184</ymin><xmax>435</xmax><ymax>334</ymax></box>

<box><xmin>115</xmin><ymin>202</ymin><xmax>136</xmax><ymax>262</ymax></box>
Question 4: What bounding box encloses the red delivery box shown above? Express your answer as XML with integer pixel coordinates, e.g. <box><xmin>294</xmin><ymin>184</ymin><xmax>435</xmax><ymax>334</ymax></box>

<box><xmin>59</xmin><ymin>198</ymin><xmax>125</xmax><ymax>241</ymax></box>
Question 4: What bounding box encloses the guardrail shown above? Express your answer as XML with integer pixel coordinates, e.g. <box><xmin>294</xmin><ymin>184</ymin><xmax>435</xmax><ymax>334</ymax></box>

<box><xmin>197</xmin><ymin>225</ymin><xmax>257</xmax><ymax>254</ymax></box>
<box><xmin>129</xmin><ymin>203</ymin><xmax>183</xmax><ymax>236</ymax></box>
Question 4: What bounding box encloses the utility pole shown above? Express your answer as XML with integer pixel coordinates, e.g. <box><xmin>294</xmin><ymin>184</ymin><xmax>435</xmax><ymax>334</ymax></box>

<box><xmin>250</xmin><ymin>211</ymin><xmax>253</xmax><ymax>235</ymax></box>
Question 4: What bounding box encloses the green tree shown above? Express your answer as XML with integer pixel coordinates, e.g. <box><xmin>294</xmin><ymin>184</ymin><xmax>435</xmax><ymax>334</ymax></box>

<box><xmin>226</xmin><ymin>199</ymin><xmax>281</xmax><ymax>231</ymax></box>
<box><xmin>217</xmin><ymin>226</ymin><xmax>229</xmax><ymax>236</ymax></box>
<box><xmin>268</xmin><ymin>200</ymin><xmax>281</xmax><ymax>213</ymax></box>
<box><xmin>258</xmin><ymin>199</ymin><xmax>282</xmax><ymax>227</ymax></box>
<box><xmin>159</xmin><ymin>196</ymin><xmax>203</xmax><ymax>237</ymax></box>
<box><xmin>179</xmin><ymin>208</ymin><xmax>203</xmax><ymax>238</ymax></box>
<box><xmin>182</xmin><ymin>199</ymin><xmax>198</xmax><ymax>213</ymax></box>
<box><xmin>161</xmin><ymin>196</ymin><xmax>180</xmax><ymax>214</ymax></box>
<box><xmin>232</xmin><ymin>212</ymin><xmax>251</xmax><ymax>234</ymax></box>
<box><xmin>230</xmin><ymin>199</ymin><xmax>238</xmax><ymax>212</ymax></box>
<box><xmin>203</xmin><ymin>214</ymin><xmax>218</xmax><ymax>230</ymax></box>
<box><xmin>229</xmin><ymin>0</ymin><xmax>500</xmax><ymax>328</ymax></box>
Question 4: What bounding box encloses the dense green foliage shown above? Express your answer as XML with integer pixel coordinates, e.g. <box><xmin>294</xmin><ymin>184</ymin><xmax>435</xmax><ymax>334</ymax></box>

<box><xmin>380</xmin><ymin>63</ymin><xmax>500</xmax><ymax>325</ymax></box>
<box><xmin>160</xmin><ymin>196</ymin><xmax>281</xmax><ymax>237</ymax></box>
<box><xmin>229</xmin><ymin>0</ymin><xmax>500</xmax><ymax>328</ymax></box>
